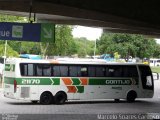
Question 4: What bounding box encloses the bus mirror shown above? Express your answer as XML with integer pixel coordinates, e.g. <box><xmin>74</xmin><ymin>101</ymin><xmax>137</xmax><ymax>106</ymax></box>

<box><xmin>152</xmin><ymin>72</ymin><xmax>159</xmax><ymax>80</ymax></box>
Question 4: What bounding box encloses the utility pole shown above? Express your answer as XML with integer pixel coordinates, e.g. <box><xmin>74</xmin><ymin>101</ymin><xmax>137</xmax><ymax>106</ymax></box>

<box><xmin>94</xmin><ymin>39</ymin><xmax>97</xmax><ymax>58</ymax></box>
<box><xmin>2</xmin><ymin>40</ymin><xmax>7</xmax><ymax>88</ymax></box>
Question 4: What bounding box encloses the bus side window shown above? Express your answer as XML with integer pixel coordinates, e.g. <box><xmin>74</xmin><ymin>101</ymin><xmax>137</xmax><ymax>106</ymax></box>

<box><xmin>114</xmin><ymin>66</ymin><xmax>123</xmax><ymax>77</ymax></box>
<box><xmin>20</xmin><ymin>64</ymin><xmax>27</xmax><ymax>76</ymax></box>
<box><xmin>36</xmin><ymin>64</ymin><xmax>43</xmax><ymax>76</ymax></box>
<box><xmin>96</xmin><ymin>66</ymin><xmax>105</xmax><ymax>77</ymax></box>
<box><xmin>59</xmin><ymin>66</ymin><xmax>68</xmax><ymax>77</ymax></box>
<box><xmin>123</xmin><ymin>66</ymin><xmax>138</xmax><ymax>77</ymax></box>
<box><xmin>150</xmin><ymin>60</ymin><xmax>153</xmax><ymax>63</ymax></box>
<box><xmin>53</xmin><ymin>66</ymin><xmax>60</xmax><ymax>76</ymax></box>
<box><xmin>81</xmin><ymin>66</ymin><xmax>88</xmax><ymax>77</ymax></box>
<box><xmin>88</xmin><ymin>66</ymin><xmax>96</xmax><ymax>77</ymax></box>
<box><xmin>20</xmin><ymin>63</ymin><xmax>34</xmax><ymax>76</ymax></box>
<box><xmin>28</xmin><ymin>64</ymin><xmax>34</xmax><ymax>76</ymax></box>
<box><xmin>106</xmin><ymin>66</ymin><xmax>122</xmax><ymax>77</ymax></box>
<box><xmin>69</xmin><ymin>66</ymin><xmax>78</xmax><ymax>77</ymax></box>
<box><xmin>106</xmin><ymin>66</ymin><xmax>113</xmax><ymax>77</ymax></box>
<box><xmin>43</xmin><ymin>64</ymin><xmax>52</xmax><ymax>76</ymax></box>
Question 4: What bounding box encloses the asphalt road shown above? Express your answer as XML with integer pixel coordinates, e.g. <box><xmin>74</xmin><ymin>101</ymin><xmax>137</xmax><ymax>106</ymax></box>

<box><xmin>0</xmin><ymin>80</ymin><xmax>160</xmax><ymax>120</ymax></box>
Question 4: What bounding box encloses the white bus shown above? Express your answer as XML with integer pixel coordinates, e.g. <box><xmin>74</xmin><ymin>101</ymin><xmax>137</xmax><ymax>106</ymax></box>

<box><xmin>4</xmin><ymin>58</ymin><xmax>154</xmax><ymax>104</ymax></box>
<box><xmin>149</xmin><ymin>59</ymin><xmax>160</xmax><ymax>66</ymax></box>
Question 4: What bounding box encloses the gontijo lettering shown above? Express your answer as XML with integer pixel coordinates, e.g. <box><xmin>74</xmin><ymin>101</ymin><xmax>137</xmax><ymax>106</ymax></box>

<box><xmin>105</xmin><ymin>80</ymin><xmax>131</xmax><ymax>85</ymax></box>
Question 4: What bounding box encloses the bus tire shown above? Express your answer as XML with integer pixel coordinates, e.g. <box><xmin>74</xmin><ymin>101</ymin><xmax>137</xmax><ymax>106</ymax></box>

<box><xmin>54</xmin><ymin>91</ymin><xmax>67</xmax><ymax>105</ymax></box>
<box><xmin>127</xmin><ymin>91</ymin><xmax>137</xmax><ymax>103</ymax></box>
<box><xmin>40</xmin><ymin>92</ymin><xmax>53</xmax><ymax>105</ymax></box>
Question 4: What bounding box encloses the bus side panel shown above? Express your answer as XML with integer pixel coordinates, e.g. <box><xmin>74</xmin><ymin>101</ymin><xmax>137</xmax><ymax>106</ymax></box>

<box><xmin>37</xmin><ymin>85</ymin><xmax>74</xmax><ymax>100</ymax></box>
<box><xmin>29</xmin><ymin>86</ymin><xmax>39</xmax><ymax>100</ymax></box>
<box><xmin>81</xmin><ymin>85</ymin><xmax>140</xmax><ymax>100</ymax></box>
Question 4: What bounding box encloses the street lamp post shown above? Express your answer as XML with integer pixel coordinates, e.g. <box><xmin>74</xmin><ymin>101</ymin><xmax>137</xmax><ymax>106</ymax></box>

<box><xmin>94</xmin><ymin>39</ymin><xmax>96</xmax><ymax>58</ymax></box>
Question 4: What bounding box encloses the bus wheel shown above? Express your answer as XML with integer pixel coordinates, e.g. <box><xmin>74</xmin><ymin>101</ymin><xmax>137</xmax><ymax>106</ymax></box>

<box><xmin>31</xmin><ymin>101</ymin><xmax>38</xmax><ymax>104</ymax></box>
<box><xmin>54</xmin><ymin>91</ymin><xmax>67</xmax><ymax>105</ymax></box>
<box><xmin>40</xmin><ymin>92</ymin><xmax>53</xmax><ymax>105</ymax></box>
<box><xmin>127</xmin><ymin>91</ymin><xmax>137</xmax><ymax>103</ymax></box>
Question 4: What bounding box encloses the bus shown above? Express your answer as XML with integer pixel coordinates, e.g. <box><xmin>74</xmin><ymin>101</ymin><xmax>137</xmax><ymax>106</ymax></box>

<box><xmin>149</xmin><ymin>59</ymin><xmax>160</xmax><ymax>66</ymax></box>
<box><xmin>3</xmin><ymin>58</ymin><xmax>154</xmax><ymax>104</ymax></box>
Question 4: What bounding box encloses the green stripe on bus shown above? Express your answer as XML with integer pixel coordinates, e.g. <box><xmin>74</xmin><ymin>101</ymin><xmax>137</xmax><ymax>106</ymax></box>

<box><xmin>72</xmin><ymin>78</ymin><xmax>81</xmax><ymax>85</ymax></box>
<box><xmin>52</xmin><ymin>78</ymin><xmax>60</xmax><ymax>85</ymax></box>
<box><xmin>4</xmin><ymin>77</ymin><xmax>60</xmax><ymax>85</ymax></box>
<box><xmin>76</xmin><ymin>86</ymin><xmax>84</xmax><ymax>93</ymax></box>
<box><xmin>4</xmin><ymin>77</ymin><xmax>14</xmax><ymax>84</ymax></box>
<box><xmin>89</xmin><ymin>78</ymin><xmax>135</xmax><ymax>85</ymax></box>
<box><xmin>4</xmin><ymin>77</ymin><xmax>138</xmax><ymax>85</ymax></box>
<box><xmin>35</xmin><ymin>78</ymin><xmax>60</xmax><ymax>85</ymax></box>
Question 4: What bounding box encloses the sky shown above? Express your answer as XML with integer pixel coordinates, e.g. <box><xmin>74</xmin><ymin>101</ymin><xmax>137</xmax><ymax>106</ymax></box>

<box><xmin>72</xmin><ymin>26</ymin><xmax>160</xmax><ymax>44</ymax></box>
<box><xmin>155</xmin><ymin>39</ymin><xmax>160</xmax><ymax>44</ymax></box>
<box><xmin>72</xmin><ymin>26</ymin><xmax>103</xmax><ymax>40</ymax></box>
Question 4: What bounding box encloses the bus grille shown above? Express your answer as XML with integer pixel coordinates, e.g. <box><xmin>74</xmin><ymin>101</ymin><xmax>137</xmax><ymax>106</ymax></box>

<box><xmin>21</xmin><ymin>87</ymin><xmax>30</xmax><ymax>98</ymax></box>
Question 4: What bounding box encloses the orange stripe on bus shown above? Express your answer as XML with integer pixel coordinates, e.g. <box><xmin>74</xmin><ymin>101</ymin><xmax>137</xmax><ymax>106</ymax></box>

<box><xmin>67</xmin><ymin>86</ymin><xmax>77</xmax><ymax>93</ymax></box>
<box><xmin>80</xmin><ymin>78</ymin><xmax>88</xmax><ymax>85</ymax></box>
<box><xmin>62</xmin><ymin>78</ymin><xmax>72</xmax><ymax>85</ymax></box>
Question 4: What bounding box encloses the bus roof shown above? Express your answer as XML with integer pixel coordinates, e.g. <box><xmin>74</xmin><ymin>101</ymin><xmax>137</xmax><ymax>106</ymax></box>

<box><xmin>6</xmin><ymin>58</ymin><xmax>147</xmax><ymax>66</ymax></box>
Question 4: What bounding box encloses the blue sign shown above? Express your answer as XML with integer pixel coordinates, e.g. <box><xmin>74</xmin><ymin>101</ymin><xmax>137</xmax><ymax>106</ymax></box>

<box><xmin>0</xmin><ymin>22</ymin><xmax>55</xmax><ymax>42</ymax></box>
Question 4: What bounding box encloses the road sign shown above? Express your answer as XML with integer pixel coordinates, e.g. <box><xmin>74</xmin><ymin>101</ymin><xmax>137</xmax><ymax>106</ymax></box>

<box><xmin>0</xmin><ymin>22</ymin><xmax>55</xmax><ymax>42</ymax></box>
<box><xmin>41</xmin><ymin>23</ymin><xmax>55</xmax><ymax>42</ymax></box>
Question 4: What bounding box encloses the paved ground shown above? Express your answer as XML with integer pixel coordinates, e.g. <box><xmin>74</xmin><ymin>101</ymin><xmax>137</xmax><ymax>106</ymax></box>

<box><xmin>0</xmin><ymin>80</ymin><xmax>160</xmax><ymax>120</ymax></box>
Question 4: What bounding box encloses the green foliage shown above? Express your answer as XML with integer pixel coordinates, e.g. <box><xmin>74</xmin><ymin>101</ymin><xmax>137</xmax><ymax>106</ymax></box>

<box><xmin>153</xmin><ymin>44</ymin><xmax>160</xmax><ymax>58</ymax></box>
<box><xmin>74</xmin><ymin>37</ymin><xmax>95</xmax><ymax>57</ymax></box>
<box><xmin>0</xmin><ymin>43</ymin><xmax>18</xmax><ymax>57</ymax></box>
<box><xmin>8</xmin><ymin>41</ymin><xmax>41</xmax><ymax>54</ymax></box>
<box><xmin>0</xmin><ymin>14</ymin><xmax>26</xmax><ymax>22</ymax></box>
<box><xmin>45</xmin><ymin>25</ymin><xmax>74</xmax><ymax>56</ymax></box>
<box><xmin>97</xmin><ymin>33</ymin><xmax>158</xmax><ymax>59</ymax></box>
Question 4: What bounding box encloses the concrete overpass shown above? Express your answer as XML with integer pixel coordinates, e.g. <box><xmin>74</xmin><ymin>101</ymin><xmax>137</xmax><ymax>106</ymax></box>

<box><xmin>0</xmin><ymin>0</ymin><xmax>160</xmax><ymax>37</ymax></box>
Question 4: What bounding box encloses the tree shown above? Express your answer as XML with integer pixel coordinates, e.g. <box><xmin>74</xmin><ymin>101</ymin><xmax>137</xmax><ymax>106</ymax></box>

<box><xmin>0</xmin><ymin>14</ymin><xmax>26</xmax><ymax>22</ymax></box>
<box><xmin>74</xmin><ymin>37</ymin><xmax>95</xmax><ymax>57</ymax></box>
<box><xmin>97</xmin><ymin>33</ymin><xmax>157</xmax><ymax>59</ymax></box>
<box><xmin>45</xmin><ymin>25</ymin><xmax>74</xmax><ymax>56</ymax></box>
<box><xmin>8</xmin><ymin>41</ymin><xmax>41</xmax><ymax>54</ymax></box>
<box><xmin>0</xmin><ymin>44</ymin><xmax>18</xmax><ymax>57</ymax></box>
<box><xmin>153</xmin><ymin>44</ymin><xmax>160</xmax><ymax>58</ymax></box>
